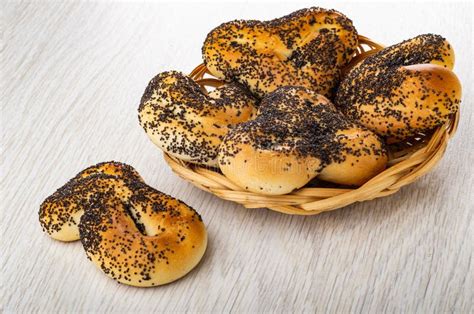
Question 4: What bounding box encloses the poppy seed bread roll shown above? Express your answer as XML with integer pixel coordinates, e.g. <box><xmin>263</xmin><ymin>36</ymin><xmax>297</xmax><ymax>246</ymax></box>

<box><xmin>336</xmin><ymin>34</ymin><xmax>462</xmax><ymax>142</ymax></box>
<box><xmin>39</xmin><ymin>162</ymin><xmax>207</xmax><ymax>287</ymax></box>
<box><xmin>203</xmin><ymin>7</ymin><xmax>358</xmax><ymax>98</ymax></box>
<box><xmin>218</xmin><ymin>86</ymin><xmax>387</xmax><ymax>195</ymax></box>
<box><xmin>138</xmin><ymin>71</ymin><xmax>257</xmax><ymax>166</ymax></box>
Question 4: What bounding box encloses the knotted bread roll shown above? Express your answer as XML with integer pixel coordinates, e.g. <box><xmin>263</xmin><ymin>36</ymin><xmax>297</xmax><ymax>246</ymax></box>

<box><xmin>39</xmin><ymin>162</ymin><xmax>207</xmax><ymax>287</ymax></box>
<box><xmin>336</xmin><ymin>34</ymin><xmax>462</xmax><ymax>142</ymax></box>
<box><xmin>138</xmin><ymin>71</ymin><xmax>257</xmax><ymax>166</ymax></box>
<box><xmin>203</xmin><ymin>7</ymin><xmax>358</xmax><ymax>98</ymax></box>
<box><xmin>218</xmin><ymin>86</ymin><xmax>387</xmax><ymax>195</ymax></box>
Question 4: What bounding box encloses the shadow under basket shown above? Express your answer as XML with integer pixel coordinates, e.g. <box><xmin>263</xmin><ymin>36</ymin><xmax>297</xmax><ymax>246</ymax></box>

<box><xmin>163</xmin><ymin>35</ymin><xmax>460</xmax><ymax>216</ymax></box>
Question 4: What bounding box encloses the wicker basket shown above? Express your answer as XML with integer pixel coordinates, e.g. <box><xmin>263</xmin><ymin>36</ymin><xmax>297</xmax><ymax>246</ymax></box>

<box><xmin>163</xmin><ymin>35</ymin><xmax>460</xmax><ymax>215</ymax></box>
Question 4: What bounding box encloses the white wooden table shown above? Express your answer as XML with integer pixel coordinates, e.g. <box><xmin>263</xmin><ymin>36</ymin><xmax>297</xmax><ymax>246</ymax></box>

<box><xmin>2</xmin><ymin>2</ymin><xmax>473</xmax><ymax>312</ymax></box>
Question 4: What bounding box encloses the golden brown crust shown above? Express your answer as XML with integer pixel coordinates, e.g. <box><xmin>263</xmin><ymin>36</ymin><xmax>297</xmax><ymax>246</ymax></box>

<box><xmin>39</xmin><ymin>162</ymin><xmax>207</xmax><ymax>287</ymax></box>
<box><xmin>203</xmin><ymin>7</ymin><xmax>358</xmax><ymax>98</ymax></box>
<box><xmin>336</xmin><ymin>34</ymin><xmax>461</xmax><ymax>141</ymax></box>
<box><xmin>138</xmin><ymin>71</ymin><xmax>257</xmax><ymax>166</ymax></box>
<box><xmin>218</xmin><ymin>86</ymin><xmax>387</xmax><ymax>194</ymax></box>
<box><xmin>219</xmin><ymin>135</ymin><xmax>322</xmax><ymax>195</ymax></box>
<box><xmin>318</xmin><ymin>127</ymin><xmax>388</xmax><ymax>186</ymax></box>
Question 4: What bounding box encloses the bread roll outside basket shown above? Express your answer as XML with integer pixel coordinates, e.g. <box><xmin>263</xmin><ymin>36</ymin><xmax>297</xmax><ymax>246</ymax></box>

<box><xmin>163</xmin><ymin>35</ymin><xmax>460</xmax><ymax>215</ymax></box>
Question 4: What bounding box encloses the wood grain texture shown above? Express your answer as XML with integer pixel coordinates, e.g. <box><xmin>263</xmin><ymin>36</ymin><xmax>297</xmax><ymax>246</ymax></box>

<box><xmin>1</xmin><ymin>2</ymin><xmax>473</xmax><ymax>312</ymax></box>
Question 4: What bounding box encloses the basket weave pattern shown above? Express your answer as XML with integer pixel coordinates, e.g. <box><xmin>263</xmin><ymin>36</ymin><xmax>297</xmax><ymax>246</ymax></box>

<box><xmin>164</xmin><ymin>35</ymin><xmax>459</xmax><ymax>215</ymax></box>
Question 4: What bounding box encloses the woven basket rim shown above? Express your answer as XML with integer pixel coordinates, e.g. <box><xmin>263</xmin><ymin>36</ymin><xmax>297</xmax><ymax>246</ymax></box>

<box><xmin>163</xmin><ymin>34</ymin><xmax>460</xmax><ymax>215</ymax></box>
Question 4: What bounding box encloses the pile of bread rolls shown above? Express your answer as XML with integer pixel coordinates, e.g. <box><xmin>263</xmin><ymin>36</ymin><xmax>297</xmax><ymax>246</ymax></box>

<box><xmin>41</xmin><ymin>6</ymin><xmax>462</xmax><ymax>288</ymax></box>
<box><xmin>139</xmin><ymin>7</ymin><xmax>462</xmax><ymax>195</ymax></box>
